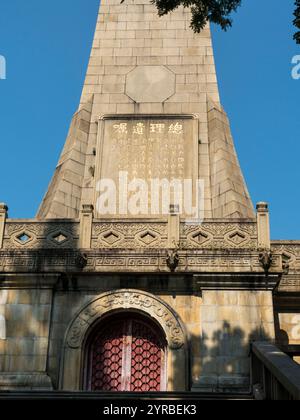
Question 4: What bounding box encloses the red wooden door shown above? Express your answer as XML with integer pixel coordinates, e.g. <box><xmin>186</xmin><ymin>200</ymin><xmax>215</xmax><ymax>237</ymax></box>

<box><xmin>87</xmin><ymin>314</ymin><xmax>166</xmax><ymax>392</ymax></box>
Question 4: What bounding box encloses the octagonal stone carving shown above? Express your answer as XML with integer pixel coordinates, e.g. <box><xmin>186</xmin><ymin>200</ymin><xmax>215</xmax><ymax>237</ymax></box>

<box><xmin>125</xmin><ymin>66</ymin><xmax>175</xmax><ymax>103</ymax></box>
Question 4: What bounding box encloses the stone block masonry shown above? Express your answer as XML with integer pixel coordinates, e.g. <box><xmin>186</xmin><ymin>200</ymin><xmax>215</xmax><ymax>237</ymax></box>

<box><xmin>38</xmin><ymin>0</ymin><xmax>254</xmax><ymax>220</ymax></box>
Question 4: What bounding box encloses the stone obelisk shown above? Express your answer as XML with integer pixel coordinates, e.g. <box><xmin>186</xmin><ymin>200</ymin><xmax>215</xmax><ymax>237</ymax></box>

<box><xmin>38</xmin><ymin>0</ymin><xmax>254</xmax><ymax>220</ymax></box>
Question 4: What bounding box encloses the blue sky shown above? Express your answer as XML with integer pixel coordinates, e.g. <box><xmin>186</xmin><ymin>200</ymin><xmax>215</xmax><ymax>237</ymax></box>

<box><xmin>0</xmin><ymin>0</ymin><xmax>299</xmax><ymax>239</ymax></box>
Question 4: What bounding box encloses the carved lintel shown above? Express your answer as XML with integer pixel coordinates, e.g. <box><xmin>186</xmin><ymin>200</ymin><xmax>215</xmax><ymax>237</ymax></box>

<box><xmin>194</xmin><ymin>273</ymin><xmax>279</xmax><ymax>291</ymax></box>
<box><xmin>277</xmin><ymin>276</ymin><xmax>300</xmax><ymax>292</ymax></box>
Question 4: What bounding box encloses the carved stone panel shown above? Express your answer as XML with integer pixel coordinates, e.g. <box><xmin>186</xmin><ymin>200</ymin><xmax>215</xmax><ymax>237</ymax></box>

<box><xmin>3</xmin><ymin>222</ymin><xmax>78</xmax><ymax>249</ymax></box>
<box><xmin>95</xmin><ymin>116</ymin><xmax>198</xmax><ymax>218</ymax></box>
<box><xmin>180</xmin><ymin>222</ymin><xmax>258</xmax><ymax>250</ymax></box>
<box><xmin>91</xmin><ymin>222</ymin><xmax>167</xmax><ymax>249</ymax></box>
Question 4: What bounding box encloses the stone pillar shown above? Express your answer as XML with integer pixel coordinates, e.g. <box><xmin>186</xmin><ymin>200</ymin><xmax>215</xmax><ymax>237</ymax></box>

<box><xmin>79</xmin><ymin>204</ymin><xmax>94</xmax><ymax>249</ymax></box>
<box><xmin>0</xmin><ymin>203</ymin><xmax>8</xmax><ymax>249</ymax></box>
<box><xmin>256</xmin><ymin>202</ymin><xmax>271</xmax><ymax>250</ymax></box>
<box><xmin>167</xmin><ymin>206</ymin><xmax>180</xmax><ymax>249</ymax></box>
<box><xmin>0</xmin><ymin>290</ymin><xmax>8</xmax><ymax>340</ymax></box>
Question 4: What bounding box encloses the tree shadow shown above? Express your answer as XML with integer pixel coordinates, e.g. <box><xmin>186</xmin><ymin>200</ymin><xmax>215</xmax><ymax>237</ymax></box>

<box><xmin>172</xmin><ymin>319</ymin><xmax>273</xmax><ymax>395</ymax></box>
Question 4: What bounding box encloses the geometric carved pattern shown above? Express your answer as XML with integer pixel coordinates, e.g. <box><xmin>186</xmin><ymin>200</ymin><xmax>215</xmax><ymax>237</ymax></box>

<box><xmin>272</xmin><ymin>243</ymin><xmax>300</xmax><ymax>292</ymax></box>
<box><xmin>53</xmin><ymin>233</ymin><xmax>68</xmax><ymax>243</ymax></box>
<box><xmin>137</xmin><ymin>231</ymin><xmax>158</xmax><ymax>246</ymax></box>
<box><xmin>3</xmin><ymin>221</ymin><xmax>259</xmax><ymax>250</ymax></box>
<box><xmin>15</xmin><ymin>232</ymin><xmax>32</xmax><ymax>245</ymax></box>
<box><xmin>92</xmin><ymin>223</ymin><xmax>167</xmax><ymax>249</ymax></box>
<box><xmin>90</xmin><ymin>322</ymin><xmax>124</xmax><ymax>391</ymax></box>
<box><xmin>3</xmin><ymin>222</ymin><xmax>78</xmax><ymax>249</ymax></box>
<box><xmin>278</xmin><ymin>276</ymin><xmax>300</xmax><ymax>292</ymax></box>
<box><xmin>181</xmin><ymin>223</ymin><xmax>257</xmax><ymax>249</ymax></box>
<box><xmin>131</xmin><ymin>318</ymin><xmax>163</xmax><ymax>392</ymax></box>
<box><xmin>225</xmin><ymin>230</ymin><xmax>247</xmax><ymax>247</ymax></box>
<box><xmin>88</xmin><ymin>314</ymin><xmax>165</xmax><ymax>392</ymax></box>
<box><xmin>188</xmin><ymin>230</ymin><xmax>211</xmax><ymax>246</ymax></box>
<box><xmin>10</xmin><ymin>229</ymin><xmax>36</xmax><ymax>247</ymax></box>
<box><xmin>5</xmin><ymin>221</ymin><xmax>295</xmax><ymax>277</ymax></box>
<box><xmin>272</xmin><ymin>243</ymin><xmax>299</xmax><ymax>272</ymax></box>
<box><xmin>49</xmin><ymin>231</ymin><xmax>69</xmax><ymax>245</ymax></box>
<box><xmin>0</xmin><ymin>249</ymin><xmax>284</xmax><ymax>274</ymax></box>
<box><xmin>101</xmin><ymin>230</ymin><xmax>122</xmax><ymax>246</ymax></box>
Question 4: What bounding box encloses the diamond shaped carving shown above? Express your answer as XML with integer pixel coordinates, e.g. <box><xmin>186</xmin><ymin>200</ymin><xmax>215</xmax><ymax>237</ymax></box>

<box><xmin>138</xmin><ymin>231</ymin><xmax>158</xmax><ymax>245</ymax></box>
<box><xmin>11</xmin><ymin>229</ymin><xmax>36</xmax><ymax>247</ymax></box>
<box><xmin>52</xmin><ymin>233</ymin><xmax>68</xmax><ymax>244</ymax></box>
<box><xmin>192</xmin><ymin>232</ymin><xmax>209</xmax><ymax>244</ymax></box>
<box><xmin>101</xmin><ymin>231</ymin><xmax>122</xmax><ymax>245</ymax></box>
<box><xmin>125</xmin><ymin>66</ymin><xmax>175</xmax><ymax>103</ymax></box>
<box><xmin>226</xmin><ymin>231</ymin><xmax>248</xmax><ymax>246</ymax></box>
<box><xmin>48</xmin><ymin>230</ymin><xmax>70</xmax><ymax>246</ymax></box>
<box><xmin>16</xmin><ymin>232</ymin><xmax>32</xmax><ymax>245</ymax></box>
<box><xmin>188</xmin><ymin>230</ymin><xmax>212</xmax><ymax>246</ymax></box>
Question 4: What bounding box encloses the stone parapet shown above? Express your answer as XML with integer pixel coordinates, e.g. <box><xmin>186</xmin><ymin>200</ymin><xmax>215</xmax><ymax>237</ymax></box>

<box><xmin>0</xmin><ymin>218</ymin><xmax>287</xmax><ymax>277</ymax></box>
<box><xmin>2</xmin><ymin>218</ymin><xmax>258</xmax><ymax>250</ymax></box>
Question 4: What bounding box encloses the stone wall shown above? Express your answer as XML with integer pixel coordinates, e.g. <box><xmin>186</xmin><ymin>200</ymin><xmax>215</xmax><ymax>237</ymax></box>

<box><xmin>274</xmin><ymin>295</ymin><xmax>300</xmax><ymax>364</ymax></box>
<box><xmin>0</xmin><ymin>277</ymin><xmax>278</xmax><ymax>392</ymax></box>
<box><xmin>47</xmin><ymin>279</ymin><xmax>200</xmax><ymax>390</ymax></box>
<box><xmin>37</xmin><ymin>0</ymin><xmax>254</xmax><ymax>220</ymax></box>
<box><xmin>196</xmin><ymin>290</ymin><xmax>275</xmax><ymax>392</ymax></box>
<box><xmin>0</xmin><ymin>288</ymin><xmax>53</xmax><ymax>390</ymax></box>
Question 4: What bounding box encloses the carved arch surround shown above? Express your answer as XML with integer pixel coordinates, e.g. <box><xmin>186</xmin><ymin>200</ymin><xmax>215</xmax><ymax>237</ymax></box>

<box><xmin>60</xmin><ymin>290</ymin><xmax>188</xmax><ymax>391</ymax></box>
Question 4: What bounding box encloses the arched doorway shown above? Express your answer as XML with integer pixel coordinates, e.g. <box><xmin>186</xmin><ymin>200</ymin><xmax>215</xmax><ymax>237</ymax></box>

<box><xmin>62</xmin><ymin>290</ymin><xmax>187</xmax><ymax>391</ymax></box>
<box><xmin>84</xmin><ymin>313</ymin><xmax>167</xmax><ymax>392</ymax></box>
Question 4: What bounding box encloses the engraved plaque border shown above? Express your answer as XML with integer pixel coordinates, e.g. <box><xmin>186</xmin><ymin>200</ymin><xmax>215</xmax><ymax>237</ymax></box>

<box><xmin>94</xmin><ymin>114</ymin><xmax>199</xmax><ymax>220</ymax></box>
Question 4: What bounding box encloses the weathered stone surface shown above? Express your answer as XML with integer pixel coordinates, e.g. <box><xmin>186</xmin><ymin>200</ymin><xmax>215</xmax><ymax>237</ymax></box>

<box><xmin>37</xmin><ymin>0</ymin><xmax>253</xmax><ymax>220</ymax></box>
<box><xmin>1</xmin><ymin>0</ymin><xmax>298</xmax><ymax>397</ymax></box>
<box><xmin>37</xmin><ymin>102</ymin><xmax>92</xmax><ymax>219</ymax></box>
<box><xmin>125</xmin><ymin>66</ymin><xmax>175</xmax><ymax>103</ymax></box>
<box><xmin>0</xmin><ymin>373</ymin><xmax>52</xmax><ymax>391</ymax></box>
<box><xmin>194</xmin><ymin>290</ymin><xmax>275</xmax><ymax>391</ymax></box>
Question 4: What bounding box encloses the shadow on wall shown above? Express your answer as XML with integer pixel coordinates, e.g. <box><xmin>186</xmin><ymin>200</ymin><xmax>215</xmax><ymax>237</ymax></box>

<box><xmin>0</xmin><ymin>292</ymin><xmax>276</xmax><ymax>394</ymax></box>
<box><xmin>273</xmin><ymin>301</ymin><xmax>300</xmax><ymax>364</ymax></box>
<box><xmin>170</xmin><ymin>320</ymin><xmax>272</xmax><ymax>393</ymax></box>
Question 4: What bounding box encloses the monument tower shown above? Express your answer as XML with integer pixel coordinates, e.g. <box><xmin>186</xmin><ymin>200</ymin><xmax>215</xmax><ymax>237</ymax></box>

<box><xmin>0</xmin><ymin>0</ymin><xmax>299</xmax><ymax>398</ymax></box>
<box><xmin>38</xmin><ymin>0</ymin><xmax>254</xmax><ymax>221</ymax></box>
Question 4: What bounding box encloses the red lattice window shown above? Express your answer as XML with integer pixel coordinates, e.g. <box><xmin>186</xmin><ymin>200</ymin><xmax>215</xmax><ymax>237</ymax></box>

<box><xmin>86</xmin><ymin>314</ymin><xmax>167</xmax><ymax>392</ymax></box>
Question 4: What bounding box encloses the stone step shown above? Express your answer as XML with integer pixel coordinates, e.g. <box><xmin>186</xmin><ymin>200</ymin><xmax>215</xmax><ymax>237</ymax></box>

<box><xmin>0</xmin><ymin>391</ymin><xmax>253</xmax><ymax>400</ymax></box>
